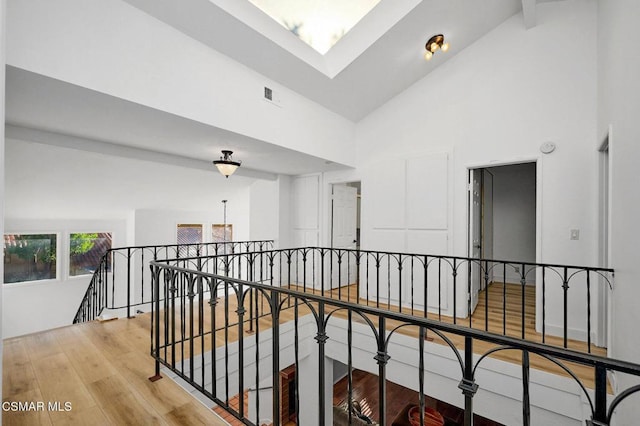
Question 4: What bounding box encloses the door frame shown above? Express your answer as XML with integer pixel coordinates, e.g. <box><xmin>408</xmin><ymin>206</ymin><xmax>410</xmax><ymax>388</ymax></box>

<box><xmin>598</xmin><ymin>127</ymin><xmax>613</xmax><ymax>349</ymax></box>
<box><xmin>465</xmin><ymin>158</ymin><xmax>542</xmax><ymax>324</ymax></box>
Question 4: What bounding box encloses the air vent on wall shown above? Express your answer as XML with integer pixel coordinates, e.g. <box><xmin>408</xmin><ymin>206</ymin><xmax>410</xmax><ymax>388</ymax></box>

<box><xmin>263</xmin><ymin>86</ymin><xmax>282</xmax><ymax>107</ymax></box>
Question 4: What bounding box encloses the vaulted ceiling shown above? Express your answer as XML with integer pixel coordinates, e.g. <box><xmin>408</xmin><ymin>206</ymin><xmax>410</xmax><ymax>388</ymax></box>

<box><xmin>6</xmin><ymin>0</ymin><xmax>543</xmax><ymax>177</ymax></box>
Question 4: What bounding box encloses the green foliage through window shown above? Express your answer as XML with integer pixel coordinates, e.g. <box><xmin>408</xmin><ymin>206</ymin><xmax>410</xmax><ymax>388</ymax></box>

<box><xmin>4</xmin><ymin>234</ymin><xmax>57</xmax><ymax>283</ymax></box>
<box><xmin>69</xmin><ymin>233</ymin><xmax>112</xmax><ymax>276</ymax></box>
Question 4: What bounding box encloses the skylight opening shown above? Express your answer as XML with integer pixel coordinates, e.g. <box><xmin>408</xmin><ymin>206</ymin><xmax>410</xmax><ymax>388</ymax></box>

<box><xmin>248</xmin><ymin>0</ymin><xmax>382</xmax><ymax>55</ymax></box>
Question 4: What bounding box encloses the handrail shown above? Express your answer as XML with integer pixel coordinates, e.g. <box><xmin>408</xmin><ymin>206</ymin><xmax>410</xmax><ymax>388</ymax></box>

<box><xmin>156</xmin><ymin>246</ymin><xmax>614</xmax><ymax>352</ymax></box>
<box><xmin>72</xmin><ymin>240</ymin><xmax>274</xmax><ymax>324</ymax></box>
<box><xmin>149</xmin><ymin>260</ymin><xmax>637</xmax><ymax>426</ymax></box>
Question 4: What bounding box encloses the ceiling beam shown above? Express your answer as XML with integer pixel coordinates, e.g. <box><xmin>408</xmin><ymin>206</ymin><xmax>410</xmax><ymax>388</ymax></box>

<box><xmin>5</xmin><ymin>125</ymin><xmax>278</xmax><ymax>181</ymax></box>
<box><xmin>522</xmin><ymin>0</ymin><xmax>536</xmax><ymax>29</ymax></box>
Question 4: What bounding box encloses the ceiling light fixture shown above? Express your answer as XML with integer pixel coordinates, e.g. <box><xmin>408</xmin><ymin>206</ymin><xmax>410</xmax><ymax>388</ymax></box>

<box><xmin>424</xmin><ymin>34</ymin><xmax>449</xmax><ymax>61</ymax></box>
<box><xmin>213</xmin><ymin>150</ymin><xmax>241</xmax><ymax>178</ymax></box>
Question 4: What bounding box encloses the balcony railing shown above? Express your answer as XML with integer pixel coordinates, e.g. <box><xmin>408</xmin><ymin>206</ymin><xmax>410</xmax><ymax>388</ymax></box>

<box><xmin>149</xmin><ymin>254</ymin><xmax>638</xmax><ymax>426</ymax></box>
<box><xmin>156</xmin><ymin>247</ymin><xmax>614</xmax><ymax>352</ymax></box>
<box><xmin>72</xmin><ymin>240</ymin><xmax>274</xmax><ymax>324</ymax></box>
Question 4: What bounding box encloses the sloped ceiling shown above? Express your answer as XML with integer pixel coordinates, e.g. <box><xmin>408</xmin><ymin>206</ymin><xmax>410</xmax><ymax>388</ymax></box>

<box><xmin>123</xmin><ymin>0</ymin><xmax>523</xmax><ymax>121</ymax></box>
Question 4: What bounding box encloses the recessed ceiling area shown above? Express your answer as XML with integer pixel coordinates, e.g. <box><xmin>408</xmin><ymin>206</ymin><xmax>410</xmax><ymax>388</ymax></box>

<box><xmin>4</xmin><ymin>67</ymin><xmax>352</xmax><ymax>177</ymax></box>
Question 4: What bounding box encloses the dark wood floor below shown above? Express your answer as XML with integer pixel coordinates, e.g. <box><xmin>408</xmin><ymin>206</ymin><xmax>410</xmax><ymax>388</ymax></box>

<box><xmin>333</xmin><ymin>369</ymin><xmax>503</xmax><ymax>426</ymax></box>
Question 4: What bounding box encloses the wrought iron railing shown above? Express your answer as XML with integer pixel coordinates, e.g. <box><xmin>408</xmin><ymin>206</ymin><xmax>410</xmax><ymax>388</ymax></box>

<box><xmin>72</xmin><ymin>240</ymin><xmax>274</xmax><ymax>324</ymax></box>
<box><xmin>158</xmin><ymin>247</ymin><xmax>613</xmax><ymax>352</ymax></box>
<box><xmin>149</xmin><ymin>258</ymin><xmax>638</xmax><ymax>426</ymax></box>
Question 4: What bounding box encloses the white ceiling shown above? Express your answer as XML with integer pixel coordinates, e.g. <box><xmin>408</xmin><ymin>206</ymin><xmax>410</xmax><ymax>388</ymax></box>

<box><xmin>5</xmin><ymin>67</ymin><xmax>350</xmax><ymax>178</ymax></box>
<box><xmin>123</xmin><ymin>0</ymin><xmax>523</xmax><ymax>121</ymax></box>
<box><xmin>5</xmin><ymin>0</ymin><xmax>537</xmax><ymax>177</ymax></box>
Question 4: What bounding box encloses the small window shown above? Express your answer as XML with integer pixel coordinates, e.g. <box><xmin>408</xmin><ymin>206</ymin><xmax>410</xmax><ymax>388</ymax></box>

<box><xmin>177</xmin><ymin>224</ymin><xmax>203</xmax><ymax>257</ymax></box>
<box><xmin>4</xmin><ymin>234</ymin><xmax>57</xmax><ymax>284</ymax></box>
<box><xmin>212</xmin><ymin>224</ymin><xmax>233</xmax><ymax>243</ymax></box>
<box><xmin>69</xmin><ymin>233</ymin><xmax>112</xmax><ymax>277</ymax></box>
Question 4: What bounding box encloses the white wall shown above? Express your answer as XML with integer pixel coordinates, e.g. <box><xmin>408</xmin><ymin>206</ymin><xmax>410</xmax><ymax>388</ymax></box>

<box><xmin>3</xmin><ymin>218</ymin><xmax>127</xmax><ymax>338</ymax></box>
<box><xmin>291</xmin><ymin>174</ymin><xmax>321</xmax><ymax>247</ymax></box>
<box><xmin>6</xmin><ymin>0</ymin><xmax>355</xmax><ymax>166</ymax></box>
<box><xmin>3</xmin><ymin>137</ymin><xmax>256</xmax><ymax>336</ymax></box>
<box><xmin>134</xmin><ymin>207</ymin><xmax>250</xmax><ymax>247</ymax></box>
<box><xmin>597</xmin><ymin>0</ymin><xmax>640</xmax><ymax>423</ymax></box>
<box><xmin>490</xmin><ymin>163</ymin><xmax>537</xmax><ymax>283</ymax></box>
<box><xmin>249</xmin><ymin>177</ymin><xmax>291</xmax><ymax>247</ymax></box>
<box><xmin>353</xmin><ymin>0</ymin><xmax>598</xmax><ymax>331</ymax></box>
<box><xmin>5</xmin><ymin>138</ymin><xmax>254</xmax><ymax>222</ymax></box>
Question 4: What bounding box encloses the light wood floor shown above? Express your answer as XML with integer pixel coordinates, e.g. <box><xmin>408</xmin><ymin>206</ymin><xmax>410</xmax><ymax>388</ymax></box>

<box><xmin>3</xmin><ymin>282</ymin><xmax>609</xmax><ymax>425</ymax></box>
<box><xmin>2</xmin><ymin>316</ymin><xmax>227</xmax><ymax>426</ymax></box>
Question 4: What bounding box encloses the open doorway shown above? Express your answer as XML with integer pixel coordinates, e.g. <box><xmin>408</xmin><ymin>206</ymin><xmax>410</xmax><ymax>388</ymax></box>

<box><xmin>468</xmin><ymin>162</ymin><xmax>537</xmax><ymax>312</ymax></box>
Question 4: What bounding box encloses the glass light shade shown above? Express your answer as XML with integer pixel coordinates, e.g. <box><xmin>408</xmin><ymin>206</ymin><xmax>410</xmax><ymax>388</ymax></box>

<box><xmin>424</xmin><ymin>51</ymin><xmax>433</xmax><ymax>61</ymax></box>
<box><xmin>441</xmin><ymin>42</ymin><xmax>449</xmax><ymax>52</ymax></box>
<box><xmin>215</xmin><ymin>162</ymin><xmax>239</xmax><ymax>178</ymax></box>
<box><xmin>430</xmin><ymin>42</ymin><xmax>440</xmax><ymax>52</ymax></box>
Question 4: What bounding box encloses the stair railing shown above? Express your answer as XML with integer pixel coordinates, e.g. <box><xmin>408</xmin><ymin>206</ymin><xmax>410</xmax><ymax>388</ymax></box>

<box><xmin>72</xmin><ymin>240</ymin><xmax>274</xmax><ymax>324</ymax></box>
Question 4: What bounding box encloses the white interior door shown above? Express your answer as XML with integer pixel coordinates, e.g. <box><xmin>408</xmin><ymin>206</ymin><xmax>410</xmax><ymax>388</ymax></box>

<box><xmin>469</xmin><ymin>169</ymin><xmax>482</xmax><ymax>312</ymax></box>
<box><xmin>332</xmin><ymin>185</ymin><xmax>358</xmax><ymax>249</ymax></box>
<box><xmin>331</xmin><ymin>185</ymin><xmax>358</xmax><ymax>289</ymax></box>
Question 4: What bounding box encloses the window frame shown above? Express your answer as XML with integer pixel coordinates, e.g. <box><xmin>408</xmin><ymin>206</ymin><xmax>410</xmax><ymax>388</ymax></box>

<box><xmin>3</xmin><ymin>232</ymin><xmax>60</xmax><ymax>285</ymax></box>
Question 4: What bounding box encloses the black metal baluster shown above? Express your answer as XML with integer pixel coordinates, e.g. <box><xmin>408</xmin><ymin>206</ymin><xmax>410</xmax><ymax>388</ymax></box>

<box><xmin>587</xmin><ymin>270</ymin><xmax>592</xmax><ymax>353</ymax></box>
<box><xmin>503</xmin><ymin>263</ymin><xmax>507</xmax><ymax>336</ymax></box>
<box><xmin>294</xmin><ymin>297</ymin><xmax>301</xmax><ymax>426</ymax></box>
<box><xmin>387</xmin><ymin>255</ymin><xmax>391</xmax><ymax>311</ymax></box>
<box><xmin>347</xmin><ymin>310</ymin><xmax>354</xmax><ymax>425</ymax></box>
<box><xmin>424</xmin><ymin>256</ymin><xmax>428</xmax><ymax>320</ymax></box>
<box><xmin>521</xmin><ymin>263</ymin><xmax>526</xmax><ymax>340</ymax></box>
<box><xmin>438</xmin><ymin>258</ymin><xmax>442</xmax><ymax>321</ymax></box>
<box><xmin>224</xmin><ymin>278</ymin><xmax>230</xmax><ymax>405</ymax></box>
<box><xmin>141</xmin><ymin>250</ymin><xmax>145</xmax><ymax>306</ymax></box>
<box><xmin>542</xmin><ymin>267</ymin><xmax>546</xmax><ymax>344</ymax></box>
<box><xmin>398</xmin><ymin>254</ymin><xmax>403</xmax><ymax>313</ymax></box>
<box><xmin>485</xmin><ymin>260</ymin><xmax>489</xmax><ymax>332</ymax></box>
<box><xmin>237</xmin><ymin>283</ymin><xmax>245</xmax><ymax>419</ymax></box>
<box><xmin>210</xmin><ymin>280</ymin><xmax>218</xmax><ymax>399</ymax></box>
<box><xmin>411</xmin><ymin>256</ymin><xmax>415</xmax><ymax>315</ymax></box>
<box><xmin>316</xmin><ymin>301</ymin><xmax>328</xmax><ymax>426</ymax></box>
<box><xmin>453</xmin><ymin>258</ymin><xmax>457</xmax><ymax>324</ymax></box>
<box><xmin>127</xmin><ymin>247</ymin><xmax>132</xmax><ymax>318</ymax></box>
<box><xmin>254</xmin><ymin>287</ymin><xmax>260</xmax><ymax>425</ymax></box>
<box><xmin>375</xmin><ymin>317</ymin><xmax>390</xmax><ymax>426</ymax></box>
<box><xmin>468</xmin><ymin>259</ymin><xmax>472</xmax><ymax>328</ymax></box>
<box><xmin>563</xmin><ymin>267</ymin><xmax>569</xmax><ymax>348</ymax></box>
<box><xmin>271</xmin><ymin>291</ymin><xmax>281</xmax><ymax>426</ymax></box>
<box><xmin>419</xmin><ymin>326</ymin><xmax>425</xmax><ymax>426</ymax></box>
<box><xmin>522</xmin><ymin>350</ymin><xmax>530</xmax><ymax>426</ymax></box>
<box><xmin>459</xmin><ymin>337</ymin><xmax>478</xmax><ymax>426</ymax></box>
<box><xmin>591</xmin><ymin>364</ymin><xmax>608</xmax><ymax>426</ymax></box>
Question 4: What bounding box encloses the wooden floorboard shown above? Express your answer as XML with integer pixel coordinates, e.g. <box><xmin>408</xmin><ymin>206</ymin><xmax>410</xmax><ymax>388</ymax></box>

<box><xmin>2</xmin><ymin>320</ymin><xmax>227</xmax><ymax>426</ymax></box>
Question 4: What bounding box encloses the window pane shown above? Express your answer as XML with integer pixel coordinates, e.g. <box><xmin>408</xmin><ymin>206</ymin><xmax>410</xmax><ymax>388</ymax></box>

<box><xmin>212</xmin><ymin>224</ymin><xmax>233</xmax><ymax>243</ymax></box>
<box><xmin>4</xmin><ymin>234</ymin><xmax>57</xmax><ymax>283</ymax></box>
<box><xmin>177</xmin><ymin>224</ymin><xmax>203</xmax><ymax>257</ymax></box>
<box><xmin>69</xmin><ymin>233</ymin><xmax>112</xmax><ymax>277</ymax></box>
